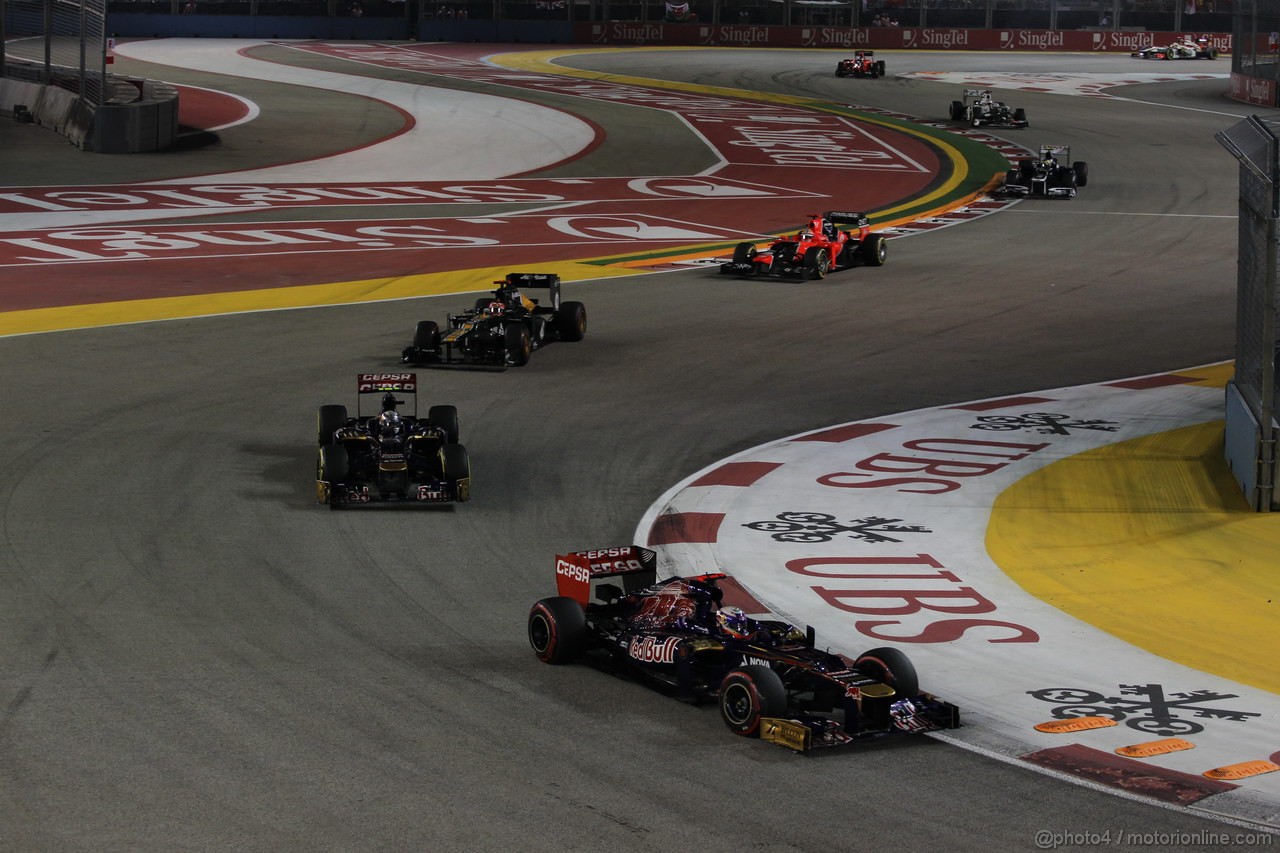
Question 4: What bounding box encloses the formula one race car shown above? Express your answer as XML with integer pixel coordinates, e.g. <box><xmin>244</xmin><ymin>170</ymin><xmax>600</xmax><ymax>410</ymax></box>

<box><xmin>528</xmin><ymin>546</ymin><xmax>959</xmax><ymax>750</ymax></box>
<box><xmin>402</xmin><ymin>273</ymin><xmax>586</xmax><ymax>368</ymax></box>
<box><xmin>835</xmin><ymin>50</ymin><xmax>886</xmax><ymax>78</ymax></box>
<box><xmin>316</xmin><ymin>373</ymin><xmax>470</xmax><ymax>509</ymax></box>
<box><xmin>1132</xmin><ymin>37</ymin><xmax>1219</xmax><ymax>60</ymax></box>
<box><xmin>948</xmin><ymin>88</ymin><xmax>1028</xmax><ymax>129</ymax></box>
<box><xmin>719</xmin><ymin>212</ymin><xmax>887</xmax><ymax>280</ymax></box>
<box><xmin>1000</xmin><ymin>144</ymin><xmax>1089</xmax><ymax>199</ymax></box>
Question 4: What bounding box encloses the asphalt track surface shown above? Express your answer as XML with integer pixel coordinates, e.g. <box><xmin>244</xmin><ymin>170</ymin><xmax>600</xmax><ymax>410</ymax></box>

<box><xmin>0</xmin><ymin>45</ymin><xmax>1274</xmax><ymax>851</ymax></box>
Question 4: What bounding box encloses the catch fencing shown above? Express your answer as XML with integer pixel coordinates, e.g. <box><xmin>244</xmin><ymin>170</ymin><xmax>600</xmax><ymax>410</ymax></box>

<box><xmin>1217</xmin><ymin>116</ymin><xmax>1280</xmax><ymax>510</ymax></box>
<box><xmin>1</xmin><ymin>0</ymin><xmax>108</xmax><ymax>106</ymax></box>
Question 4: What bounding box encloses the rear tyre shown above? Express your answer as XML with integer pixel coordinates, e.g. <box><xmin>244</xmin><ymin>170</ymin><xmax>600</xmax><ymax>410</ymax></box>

<box><xmin>505</xmin><ymin>324</ymin><xmax>532</xmax><ymax>367</ymax></box>
<box><xmin>528</xmin><ymin>596</ymin><xmax>587</xmax><ymax>664</ymax></box>
<box><xmin>1013</xmin><ymin>107</ymin><xmax>1028</xmax><ymax>124</ymax></box>
<box><xmin>855</xmin><ymin>647</ymin><xmax>920</xmax><ymax>698</ymax></box>
<box><xmin>317</xmin><ymin>405</ymin><xmax>347</xmax><ymax>447</ymax></box>
<box><xmin>860</xmin><ymin>234</ymin><xmax>887</xmax><ymax>267</ymax></box>
<box><xmin>803</xmin><ymin>246</ymin><xmax>829</xmax><ymax>280</ymax></box>
<box><xmin>555</xmin><ymin>301</ymin><xmax>587</xmax><ymax>342</ymax></box>
<box><xmin>1205</xmin><ymin>48</ymin><xmax>1219</xmax><ymax>60</ymax></box>
<box><xmin>427</xmin><ymin>404</ymin><xmax>459</xmax><ymax>444</ymax></box>
<box><xmin>835</xmin><ymin>65</ymin><xmax>847</xmax><ymax>77</ymax></box>
<box><xmin>1073</xmin><ymin>161</ymin><xmax>1089</xmax><ymax>187</ymax></box>
<box><xmin>719</xmin><ymin>665</ymin><xmax>787</xmax><ymax>736</ymax></box>
<box><xmin>876</xmin><ymin>61</ymin><xmax>886</xmax><ymax>76</ymax></box>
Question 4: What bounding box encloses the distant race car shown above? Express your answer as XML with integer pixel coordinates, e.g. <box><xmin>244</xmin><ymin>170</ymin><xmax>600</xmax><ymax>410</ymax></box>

<box><xmin>719</xmin><ymin>212</ymin><xmax>887</xmax><ymax>280</ymax></box>
<box><xmin>835</xmin><ymin>50</ymin><xmax>886</xmax><ymax>78</ymax></box>
<box><xmin>316</xmin><ymin>373</ymin><xmax>470</xmax><ymax>509</ymax></box>
<box><xmin>527</xmin><ymin>545</ymin><xmax>960</xmax><ymax>750</ymax></box>
<box><xmin>1000</xmin><ymin>144</ymin><xmax>1089</xmax><ymax>199</ymax></box>
<box><xmin>402</xmin><ymin>273</ymin><xmax>586</xmax><ymax>368</ymax></box>
<box><xmin>1132</xmin><ymin>37</ymin><xmax>1219</xmax><ymax>60</ymax></box>
<box><xmin>948</xmin><ymin>88</ymin><xmax>1028</xmax><ymax>128</ymax></box>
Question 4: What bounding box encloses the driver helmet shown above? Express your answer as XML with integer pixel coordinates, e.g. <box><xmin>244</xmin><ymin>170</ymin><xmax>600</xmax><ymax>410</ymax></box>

<box><xmin>715</xmin><ymin>606</ymin><xmax>752</xmax><ymax>640</ymax></box>
<box><xmin>376</xmin><ymin>410</ymin><xmax>404</xmax><ymax>439</ymax></box>
<box><xmin>979</xmin><ymin>92</ymin><xmax>993</xmax><ymax>104</ymax></box>
<box><xmin>484</xmin><ymin>300</ymin><xmax>505</xmax><ymax>316</ymax></box>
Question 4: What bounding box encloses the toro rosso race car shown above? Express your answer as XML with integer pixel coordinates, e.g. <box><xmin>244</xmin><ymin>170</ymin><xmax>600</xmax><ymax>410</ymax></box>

<box><xmin>402</xmin><ymin>273</ymin><xmax>586</xmax><ymax>368</ymax></box>
<box><xmin>316</xmin><ymin>373</ymin><xmax>471</xmax><ymax>509</ymax></box>
<box><xmin>835</xmin><ymin>51</ymin><xmax>885</xmax><ymax>78</ymax></box>
<box><xmin>1000</xmin><ymin>144</ymin><xmax>1089</xmax><ymax>199</ymax></box>
<box><xmin>948</xmin><ymin>89</ymin><xmax>1028</xmax><ymax>129</ymax></box>
<box><xmin>1132</xmin><ymin>37</ymin><xmax>1219</xmax><ymax>60</ymax></box>
<box><xmin>720</xmin><ymin>212</ymin><xmax>887</xmax><ymax>280</ymax></box>
<box><xmin>528</xmin><ymin>546</ymin><xmax>959</xmax><ymax>750</ymax></box>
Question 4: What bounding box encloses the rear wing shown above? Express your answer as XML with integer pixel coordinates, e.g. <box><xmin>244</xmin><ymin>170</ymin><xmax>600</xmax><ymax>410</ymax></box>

<box><xmin>357</xmin><ymin>373</ymin><xmax>416</xmax><ymax>417</ymax></box>
<box><xmin>962</xmin><ymin>88</ymin><xmax>990</xmax><ymax>98</ymax></box>
<box><xmin>555</xmin><ymin>545</ymin><xmax>657</xmax><ymax>606</ymax></box>
<box><xmin>823</xmin><ymin>210</ymin><xmax>870</xmax><ymax>228</ymax></box>
<box><xmin>503</xmin><ymin>272</ymin><xmax>561</xmax><ymax>311</ymax></box>
<box><xmin>1039</xmin><ymin>144</ymin><xmax>1070</xmax><ymax>157</ymax></box>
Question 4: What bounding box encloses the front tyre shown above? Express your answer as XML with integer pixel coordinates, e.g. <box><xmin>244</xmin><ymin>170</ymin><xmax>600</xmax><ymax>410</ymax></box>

<box><xmin>803</xmin><ymin>246</ymin><xmax>829</xmax><ymax>280</ymax></box>
<box><xmin>442</xmin><ymin>443</ymin><xmax>470</xmax><ymax>502</ymax></box>
<box><xmin>413</xmin><ymin>320</ymin><xmax>440</xmax><ymax>352</ymax></box>
<box><xmin>317</xmin><ymin>444</ymin><xmax>348</xmax><ymax>509</ymax></box>
<box><xmin>719</xmin><ymin>665</ymin><xmax>787</xmax><ymax>736</ymax></box>
<box><xmin>855</xmin><ymin>647</ymin><xmax>920</xmax><ymax>698</ymax></box>
<box><xmin>528</xmin><ymin>596</ymin><xmax>587</xmax><ymax>664</ymax></box>
<box><xmin>505</xmin><ymin>324</ymin><xmax>532</xmax><ymax>367</ymax></box>
<box><xmin>732</xmin><ymin>242</ymin><xmax>758</xmax><ymax>265</ymax></box>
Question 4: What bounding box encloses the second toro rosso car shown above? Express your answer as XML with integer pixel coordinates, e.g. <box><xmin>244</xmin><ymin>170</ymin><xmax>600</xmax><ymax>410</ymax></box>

<box><xmin>402</xmin><ymin>273</ymin><xmax>586</xmax><ymax>368</ymax></box>
<box><xmin>316</xmin><ymin>373</ymin><xmax>471</xmax><ymax>509</ymax></box>
<box><xmin>1001</xmin><ymin>144</ymin><xmax>1089</xmax><ymax>199</ymax></box>
<box><xmin>720</xmin><ymin>212</ymin><xmax>887</xmax><ymax>280</ymax></box>
<box><xmin>528</xmin><ymin>546</ymin><xmax>959</xmax><ymax>750</ymax></box>
<box><xmin>835</xmin><ymin>51</ymin><xmax>886</xmax><ymax>78</ymax></box>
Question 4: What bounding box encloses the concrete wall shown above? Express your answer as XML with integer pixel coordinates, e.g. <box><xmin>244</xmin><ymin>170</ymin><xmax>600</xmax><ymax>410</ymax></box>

<box><xmin>1</xmin><ymin>76</ymin><xmax>179</xmax><ymax>153</ymax></box>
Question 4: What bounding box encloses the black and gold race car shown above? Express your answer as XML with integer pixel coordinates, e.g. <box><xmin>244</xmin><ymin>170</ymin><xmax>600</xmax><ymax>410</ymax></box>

<box><xmin>402</xmin><ymin>272</ymin><xmax>586</xmax><ymax>368</ymax></box>
<box><xmin>528</xmin><ymin>545</ymin><xmax>959</xmax><ymax>750</ymax></box>
<box><xmin>316</xmin><ymin>373</ymin><xmax>470</xmax><ymax>509</ymax></box>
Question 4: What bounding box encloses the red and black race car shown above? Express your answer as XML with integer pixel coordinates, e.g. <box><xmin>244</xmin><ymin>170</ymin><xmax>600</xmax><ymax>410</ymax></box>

<box><xmin>720</xmin><ymin>212</ymin><xmax>888</xmax><ymax>280</ymax></box>
<box><xmin>527</xmin><ymin>545</ymin><xmax>959</xmax><ymax>750</ymax></box>
<box><xmin>316</xmin><ymin>373</ymin><xmax>470</xmax><ymax>509</ymax></box>
<box><xmin>835</xmin><ymin>50</ymin><xmax>886</xmax><ymax>78</ymax></box>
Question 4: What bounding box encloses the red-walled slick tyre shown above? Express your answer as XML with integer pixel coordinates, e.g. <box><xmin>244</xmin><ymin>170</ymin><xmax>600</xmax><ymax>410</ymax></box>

<box><xmin>528</xmin><ymin>596</ymin><xmax>587</xmax><ymax>664</ymax></box>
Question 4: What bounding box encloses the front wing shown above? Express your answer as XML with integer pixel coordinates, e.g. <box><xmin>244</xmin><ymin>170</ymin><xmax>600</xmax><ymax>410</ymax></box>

<box><xmin>319</xmin><ymin>477</ymin><xmax>471</xmax><ymax>506</ymax></box>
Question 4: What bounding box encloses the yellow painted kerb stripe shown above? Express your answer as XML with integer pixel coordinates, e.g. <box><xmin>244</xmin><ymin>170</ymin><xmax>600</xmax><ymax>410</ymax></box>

<box><xmin>987</xmin><ymin>390</ymin><xmax>1280</xmax><ymax>695</ymax></box>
